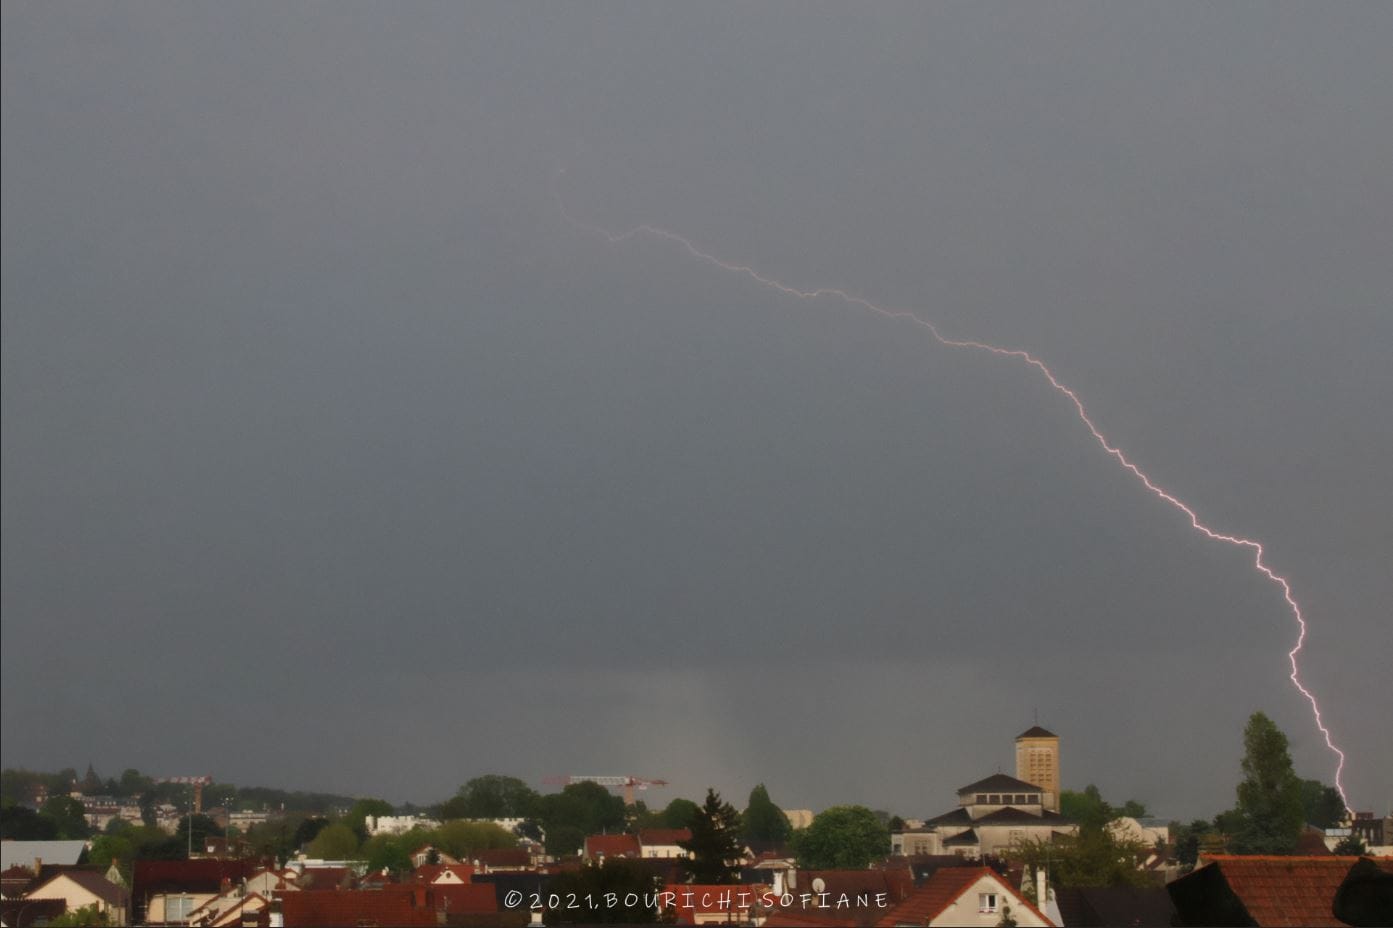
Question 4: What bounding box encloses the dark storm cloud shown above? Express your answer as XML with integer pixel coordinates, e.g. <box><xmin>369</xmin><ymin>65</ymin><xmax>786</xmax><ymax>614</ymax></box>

<box><xmin>3</xmin><ymin>2</ymin><xmax>1389</xmax><ymax>818</ymax></box>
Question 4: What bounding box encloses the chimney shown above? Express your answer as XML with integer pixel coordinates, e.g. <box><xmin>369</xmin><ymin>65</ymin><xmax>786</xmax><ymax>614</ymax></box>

<box><xmin>1036</xmin><ymin>868</ymin><xmax>1048</xmax><ymax>910</ymax></box>
<box><xmin>34</xmin><ymin>858</ymin><xmax>43</xmax><ymax>876</ymax></box>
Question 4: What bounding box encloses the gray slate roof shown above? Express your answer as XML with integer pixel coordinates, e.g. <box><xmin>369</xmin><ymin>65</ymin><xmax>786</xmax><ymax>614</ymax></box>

<box><xmin>0</xmin><ymin>840</ymin><xmax>88</xmax><ymax>871</ymax></box>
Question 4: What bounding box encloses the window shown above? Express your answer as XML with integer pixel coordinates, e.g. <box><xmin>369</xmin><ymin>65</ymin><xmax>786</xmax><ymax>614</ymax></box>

<box><xmin>989</xmin><ymin>794</ymin><xmax>1001</xmax><ymax>804</ymax></box>
<box><xmin>978</xmin><ymin>892</ymin><xmax>999</xmax><ymax>913</ymax></box>
<box><xmin>976</xmin><ymin>794</ymin><xmax>988</xmax><ymax>804</ymax></box>
<box><xmin>165</xmin><ymin>895</ymin><xmax>195</xmax><ymax>922</ymax></box>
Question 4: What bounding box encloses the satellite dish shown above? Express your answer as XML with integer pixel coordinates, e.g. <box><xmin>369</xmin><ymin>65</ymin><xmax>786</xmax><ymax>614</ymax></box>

<box><xmin>811</xmin><ymin>878</ymin><xmax>826</xmax><ymax>894</ymax></box>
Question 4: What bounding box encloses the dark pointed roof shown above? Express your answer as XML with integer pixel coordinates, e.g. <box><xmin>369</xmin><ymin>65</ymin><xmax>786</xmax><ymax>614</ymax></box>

<box><xmin>956</xmin><ymin>773</ymin><xmax>1043</xmax><ymax>795</ymax></box>
<box><xmin>940</xmin><ymin>829</ymin><xmax>979</xmax><ymax>847</ymax></box>
<box><xmin>1016</xmin><ymin>725</ymin><xmax>1057</xmax><ymax>739</ymax></box>
<box><xmin>974</xmin><ymin>807</ymin><xmax>1073</xmax><ymax>825</ymax></box>
<box><xmin>923</xmin><ymin>808</ymin><xmax>972</xmax><ymax>827</ymax></box>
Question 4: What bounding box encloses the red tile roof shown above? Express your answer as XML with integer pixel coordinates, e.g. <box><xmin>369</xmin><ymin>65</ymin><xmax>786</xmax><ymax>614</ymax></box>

<box><xmin>585</xmin><ymin>834</ymin><xmax>641</xmax><ymax>859</ymax></box>
<box><xmin>133</xmin><ymin>859</ymin><xmax>261</xmax><ymax>896</ymax></box>
<box><xmin>279</xmin><ymin>888</ymin><xmax>438</xmax><ymax>927</ymax></box>
<box><xmin>663</xmin><ymin>884</ymin><xmax>764</xmax><ymax>924</ymax></box>
<box><xmin>763</xmin><ymin>915</ymin><xmax>862</xmax><ymax>928</ymax></box>
<box><xmin>797</xmin><ymin>869</ymin><xmax>916</xmax><ymax>905</ymax></box>
<box><xmin>429</xmin><ymin>882</ymin><xmax>498</xmax><ymax>914</ymax></box>
<box><xmin>639</xmin><ymin>828</ymin><xmax>692</xmax><ymax>847</ymax></box>
<box><xmin>1197</xmin><ymin>855</ymin><xmax>1393</xmax><ymax>928</ymax></box>
<box><xmin>875</xmin><ymin>867</ymin><xmax>1051</xmax><ymax>927</ymax></box>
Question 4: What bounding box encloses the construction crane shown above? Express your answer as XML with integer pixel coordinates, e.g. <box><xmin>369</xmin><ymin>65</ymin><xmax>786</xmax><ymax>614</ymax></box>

<box><xmin>156</xmin><ymin>775</ymin><xmax>214</xmax><ymax>814</ymax></box>
<box><xmin>542</xmin><ymin>775</ymin><xmax>668</xmax><ymax>806</ymax></box>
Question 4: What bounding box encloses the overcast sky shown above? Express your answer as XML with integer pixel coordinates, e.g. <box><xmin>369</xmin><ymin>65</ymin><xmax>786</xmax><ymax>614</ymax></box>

<box><xmin>3</xmin><ymin>3</ymin><xmax>1390</xmax><ymax>821</ymax></box>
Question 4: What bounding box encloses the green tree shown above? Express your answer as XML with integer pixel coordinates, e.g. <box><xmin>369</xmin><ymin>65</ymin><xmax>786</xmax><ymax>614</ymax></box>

<box><xmin>1</xmin><ymin>769</ymin><xmax>48</xmax><ymax>806</ymax></box>
<box><xmin>306</xmin><ymin>822</ymin><xmax>361</xmax><ymax>859</ymax></box>
<box><xmin>41</xmin><ymin>795</ymin><xmax>91</xmax><ymax>839</ymax></box>
<box><xmin>1008</xmin><ymin>827</ymin><xmax>1152</xmax><ymax>889</ymax></box>
<box><xmin>362</xmin><ymin>830</ymin><xmax>426</xmax><ymax>875</ymax></box>
<box><xmin>1171</xmin><ymin>819</ymin><xmax>1214</xmax><ymax>869</ymax></box>
<box><xmin>1117</xmin><ymin>799</ymin><xmax>1148</xmax><ymax>819</ymax></box>
<box><xmin>293</xmin><ymin>816</ymin><xmax>331</xmax><ymax>849</ymax></box>
<box><xmin>1060</xmin><ymin>786</ymin><xmax>1112</xmax><ymax>831</ymax></box>
<box><xmin>432</xmin><ymin>820</ymin><xmax>518</xmax><ymax>858</ymax></box>
<box><xmin>439</xmin><ymin>775</ymin><xmax>540</xmax><ymax>820</ymax></box>
<box><xmin>537</xmin><ymin>782</ymin><xmax>626</xmax><ymax>855</ymax></box>
<box><xmin>545</xmin><ymin>824</ymin><xmax>586</xmax><ymax>858</ymax></box>
<box><xmin>345</xmin><ymin>798</ymin><xmax>394</xmax><ymax>840</ymax></box>
<box><xmin>1</xmin><ymin>803</ymin><xmax>59</xmax><ymax>840</ymax></box>
<box><xmin>1299</xmin><ymin>779</ymin><xmax>1346</xmax><ymax>829</ymax></box>
<box><xmin>659</xmin><ymin>798</ymin><xmax>700</xmax><ymax>830</ymax></box>
<box><xmin>117</xmin><ymin>769</ymin><xmax>153</xmax><ymax>798</ymax></box>
<box><xmin>680</xmin><ymin>789</ymin><xmax>743</xmax><ymax>884</ymax></box>
<box><xmin>174</xmin><ymin>814</ymin><xmax>222</xmax><ymax>851</ymax></box>
<box><xmin>1229</xmin><ymin>712</ymin><xmax>1304</xmax><ymax>855</ymax></box>
<box><xmin>88</xmin><ymin>833</ymin><xmax>137</xmax><ymax>877</ymax></box>
<box><xmin>547</xmin><ymin>860</ymin><xmax>663</xmax><ymax>924</ymax></box>
<box><xmin>791</xmin><ymin>806</ymin><xmax>889</xmax><ymax>870</ymax></box>
<box><xmin>47</xmin><ymin>904</ymin><xmax>110</xmax><ymax>927</ymax></box>
<box><xmin>742</xmin><ymin>784</ymin><xmax>791</xmax><ymax>849</ymax></box>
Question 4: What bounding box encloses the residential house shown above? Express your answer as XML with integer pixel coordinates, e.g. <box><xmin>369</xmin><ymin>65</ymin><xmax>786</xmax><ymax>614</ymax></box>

<box><xmin>584</xmin><ymin>834</ymin><xmax>640</xmax><ymax>862</ymax></box>
<box><xmin>874</xmin><ymin>866</ymin><xmax>1054</xmax><ymax>927</ymax></box>
<box><xmin>133</xmin><ymin>859</ymin><xmax>262</xmax><ymax>925</ymax></box>
<box><xmin>226</xmin><ymin>810</ymin><xmax>271</xmax><ymax>831</ymax></box>
<box><xmin>23</xmin><ymin>870</ymin><xmax>131</xmax><ymax>925</ymax></box>
<box><xmin>183</xmin><ymin>866</ymin><xmax>300</xmax><ymax>926</ymax></box>
<box><xmin>1168</xmin><ymin>854</ymin><xmax>1393</xmax><ymax>927</ymax></box>
<box><xmin>409</xmin><ymin>844</ymin><xmax>461</xmax><ymax>868</ymax></box>
<box><xmin>1349</xmin><ymin>812</ymin><xmax>1391</xmax><ymax>855</ymax></box>
<box><xmin>78</xmin><ymin>796</ymin><xmax>143</xmax><ymax>832</ymax></box>
<box><xmin>364</xmin><ymin>814</ymin><xmax>440</xmax><ymax>836</ymax></box>
<box><xmin>639</xmin><ymin>829</ymin><xmax>693</xmax><ymax>859</ymax></box>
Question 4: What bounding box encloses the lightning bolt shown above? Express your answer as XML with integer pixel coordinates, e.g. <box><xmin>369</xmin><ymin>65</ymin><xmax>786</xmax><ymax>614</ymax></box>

<box><xmin>556</xmin><ymin>193</ymin><xmax>1351</xmax><ymax>812</ymax></box>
